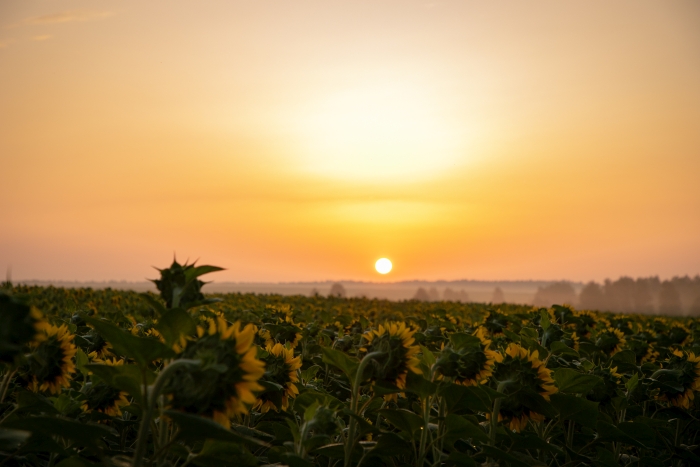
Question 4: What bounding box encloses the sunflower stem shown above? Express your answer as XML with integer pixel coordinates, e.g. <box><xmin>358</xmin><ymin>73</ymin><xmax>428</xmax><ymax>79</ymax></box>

<box><xmin>0</xmin><ymin>368</ymin><xmax>17</xmax><ymax>404</ymax></box>
<box><xmin>489</xmin><ymin>381</ymin><xmax>509</xmax><ymax>447</ymax></box>
<box><xmin>132</xmin><ymin>359</ymin><xmax>201</xmax><ymax>467</ymax></box>
<box><xmin>344</xmin><ymin>352</ymin><xmax>382</xmax><ymax>467</ymax></box>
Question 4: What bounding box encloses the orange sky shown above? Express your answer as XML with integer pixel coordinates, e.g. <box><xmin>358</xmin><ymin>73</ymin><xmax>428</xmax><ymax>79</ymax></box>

<box><xmin>2</xmin><ymin>0</ymin><xmax>699</xmax><ymax>283</ymax></box>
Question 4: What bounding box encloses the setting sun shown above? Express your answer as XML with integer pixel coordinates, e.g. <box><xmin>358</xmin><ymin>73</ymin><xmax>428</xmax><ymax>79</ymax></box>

<box><xmin>375</xmin><ymin>258</ymin><xmax>392</xmax><ymax>275</ymax></box>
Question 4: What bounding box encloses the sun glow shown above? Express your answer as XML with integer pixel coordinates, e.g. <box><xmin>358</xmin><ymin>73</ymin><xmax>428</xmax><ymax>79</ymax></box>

<box><xmin>375</xmin><ymin>258</ymin><xmax>393</xmax><ymax>275</ymax></box>
<box><xmin>298</xmin><ymin>84</ymin><xmax>464</xmax><ymax>181</ymax></box>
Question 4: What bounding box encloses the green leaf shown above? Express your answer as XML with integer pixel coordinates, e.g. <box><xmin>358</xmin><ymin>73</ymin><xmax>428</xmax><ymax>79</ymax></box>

<box><xmin>445</xmin><ymin>451</ymin><xmax>477</xmax><ymax>467</ymax></box>
<box><xmin>550</xmin><ymin>394</ymin><xmax>599</xmax><ymax>428</ymax></box>
<box><xmin>596</xmin><ymin>420</ymin><xmax>644</xmax><ymax>448</ymax></box>
<box><xmin>618</xmin><ymin>421</ymin><xmax>656</xmax><ymax>447</ymax></box>
<box><xmin>420</xmin><ymin>345</ymin><xmax>436</xmax><ymax>367</ymax></box>
<box><xmin>0</xmin><ymin>427</ymin><xmax>31</xmax><ymax>452</ymax></box>
<box><xmin>293</xmin><ymin>390</ymin><xmax>344</xmax><ymax>414</ymax></box>
<box><xmin>367</xmin><ymin>432</ymin><xmax>412</xmax><ymax>457</ymax></box>
<box><xmin>165</xmin><ymin>410</ymin><xmax>269</xmax><ymax>447</ymax></box>
<box><xmin>75</xmin><ymin>348</ymin><xmax>90</xmax><ymax>378</ymax></box>
<box><xmin>84</xmin><ymin>317</ymin><xmax>174</xmax><ymax>366</ymax></box>
<box><xmin>314</xmin><ymin>443</ymin><xmax>348</xmax><ymax>459</ymax></box>
<box><xmin>155</xmin><ymin>308</ymin><xmax>195</xmax><ymax>347</ymax></box>
<box><xmin>320</xmin><ymin>347</ymin><xmax>359</xmax><ymax>385</ymax></box>
<box><xmin>440</xmin><ymin>384</ymin><xmax>497</xmax><ymax>413</ymax></box>
<box><xmin>191</xmin><ymin>440</ymin><xmax>257</xmax><ymax>467</ymax></box>
<box><xmin>86</xmin><ymin>363</ymin><xmax>155</xmax><ymax>407</ymax></box>
<box><xmin>480</xmin><ymin>445</ymin><xmax>531</xmax><ymax>467</ymax></box>
<box><xmin>625</xmin><ymin>373</ymin><xmax>640</xmax><ymax>393</ymax></box>
<box><xmin>540</xmin><ymin>310</ymin><xmax>550</xmax><ymax>331</ymax></box>
<box><xmin>553</xmin><ymin>368</ymin><xmax>603</xmax><ymax>394</ymax></box>
<box><xmin>184</xmin><ymin>265</ymin><xmax>225</xmax><ymax>284</ymax></box>
<box><xmin>379</xmin><ymin>409</ymin><xmax>424</xmax><ymax>439</ymax></box>
<box><xmin>405</xmin><ymin>371</ymin><xmax>437</xmax><ymax>398</ymax></box>
<box><xmin>15</xmin><ymin>390</ymin><xmax>59</xmax><ymax>415</ymax></box>
<box><xmin>443</xmin><ymin>414</ymin><xmax>490</xmax><ymax>445</ymax></box>
<box><xmin>550</xmin><ymin>341</ymin><xmax>579</xmax><ymax>357</ymax></box>
<box><xmin>55</xmin><ymin>457</ymin><xmax>99</xmax><ymax>467</ymax></box>
<box><xmin>449</xmin><ymin>333</ymin><xmax>482</xmax><ymax>349</ymax></box>
<box><xmin>2</xmin><ymin>416</ymin><xmax>114</xmax><ymax>449</ymax></box>
<box><xmin>612</xmin><ymin>350</ymin><xmax>636</xmax><ymax>365</ymax></box>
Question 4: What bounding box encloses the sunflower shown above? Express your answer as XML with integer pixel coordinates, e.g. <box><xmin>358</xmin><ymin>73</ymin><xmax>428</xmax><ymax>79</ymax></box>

<box><xmin>490</xmin><ymin>343</ymin><xmax>557</xmax><ymax>432</ymax></box>
<box><xmin>253</xmin><ymin>343</ymin><xmax>302</xmax><ymax>413</ymax></box>
<box><xmin>83</xmin><ymin>329</ymin><xmax>113</xmax><ymax>359</ymax></box>
<box><xmin>82</xmin><ymin>356</ymin><xmax>130</xmax><ymax>416</ymax></box>
<box><xmin>260</xmin><ymin>316</ymin><xmax>303</xmax><ymax>349</ymax></box>
<box><xmin>573</xmin><ymin>310</ymin><xmax>599</xmax><ymax>338</ymax></box>
<box><xmin>22</xmin><ymin>322</ymin><xmax>77</xmax><ymax>395</ymax></box>
<box><xmin>360</xmin><ymin>322</ymin><xmax>421</xmax><ymax>398</ymax></box>
<box><xmin>165</xmin><ymin>317</ymin><xmax>265</xmax><ymax>428</ymax></box>
<box><xmin>595</xmin><ymin>328</ymin><xmax>627</xmax><ymax>356</ymax></box>
<box><xmin>656</xmin><ymin>350</ymin><xmax>700</xmax><ymax>409</ymax></box>
<box><xmin>435</xmin><ymin>326</ymin><xmax>502</xmax><ymax>386</ymax></box>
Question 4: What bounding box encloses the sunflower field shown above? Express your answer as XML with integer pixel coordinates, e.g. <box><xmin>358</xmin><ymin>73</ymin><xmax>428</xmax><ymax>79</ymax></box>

<box><xmin>2</xmin><ymin>262</ymin><xmax>700</xmax><ymax>467</ymax></box>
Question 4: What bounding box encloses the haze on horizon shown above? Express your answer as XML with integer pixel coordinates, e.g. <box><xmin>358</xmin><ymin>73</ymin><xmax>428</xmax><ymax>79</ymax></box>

<box><xmin>1</xmin><ymin>0</ymin><xmax>699</xmax><ymax>284</ymax></box>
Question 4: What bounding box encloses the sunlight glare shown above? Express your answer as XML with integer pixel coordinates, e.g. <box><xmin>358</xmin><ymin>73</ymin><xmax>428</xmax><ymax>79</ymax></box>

<box><xmin>298</xmin><ymin>85</ymin><xmax>463</xmax><ymax>181</ymax></box>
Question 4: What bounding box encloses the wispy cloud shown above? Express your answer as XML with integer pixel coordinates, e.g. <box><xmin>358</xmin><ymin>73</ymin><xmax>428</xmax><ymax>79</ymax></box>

<box><xmin>0</xmin><ymin>38</ymin><xmax>15</xmax><ymax>49</ymax></box>
<box><xmin>23</xmin><ymin>10</ymin><xmax>114</xmax><ymax>25</ymax></box>
<box><xmin>33</xmin><ymin>35</ymin><xmax>52</xmax><ymax>41</ymax></box>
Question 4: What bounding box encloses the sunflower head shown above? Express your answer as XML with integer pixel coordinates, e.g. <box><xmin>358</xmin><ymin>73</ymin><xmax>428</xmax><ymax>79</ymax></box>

<box><xmin>165</xmin><ymin>317</ymin><xmax>265</xmax><ymax>427</ymax></box>
<box><xmin>254</xmin><ymin>343</ymin><xmax>302</xmax><ymax>413</ymax></box>
<box><xmin>21</xmin><ymin>322</ymin><xmax>77</xmax><ymax>395</ymax></box>
<box><xmin>0</xmin><ymin>292</ymin><xmax>43</xmax><ymax>365</ymax></box>
<box><xmin>655</xmin><ymin>350</ymin><xmax>700</xmax><ymax>409</ymax></box>
<box><xmin>82</xmin><ymin>328</ymin><xmax>113</xmax><ymax>360</ymax></box>
<box><xmin>595</xmin><ymin>328</ymin><xmax>627</xmax><ymax>356</ymax></box>
<box><xmin>360</xmin><ymin>322</ymin><xmax>421</xmax><ymax>396</ymax></box>
<box><xmin>82</xmin><ymin>357</ymin><xmax>130</xmax><ymax>416</ymax></box>
<box><xmin>260</xmin><ymin>317</ymin><xmax>303</xmax><ymax>349</ymax></box>
<box><xmin>435</xmin><ymin>327</ymin><xmax>502</xmax><ymax>386</ymax></box>
<box><xmin>491</xmin><ymin>343</ymin><xmax>557</xmax><ymax>432</ymax></box>
<box><xmin>482</xmin><ymin>310</ymin><xmax>510</xmax><ymax>336</ymax></box>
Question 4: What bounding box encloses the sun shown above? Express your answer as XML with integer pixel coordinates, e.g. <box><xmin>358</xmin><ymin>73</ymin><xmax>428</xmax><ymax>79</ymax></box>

<box><xmin>375</xmin><ymin>258</ymin><xmax>392</xmax><ymax>274</ymax></box>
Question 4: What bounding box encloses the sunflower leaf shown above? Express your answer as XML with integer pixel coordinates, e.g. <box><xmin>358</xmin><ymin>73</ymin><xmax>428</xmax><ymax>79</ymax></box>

<box><xmin>84</xmin><ymin>317</ymin><xmax>174</xmax><ymax>366</ymax></box>
<box><xmin>320</xmin><ymin>347</ymin><xmax>359</xmax><ymax>385</ymax></box>
<box><xmin>553</xmin><ymin>368</ymin><xmax>604</xmax><ymax>394</ymax></box>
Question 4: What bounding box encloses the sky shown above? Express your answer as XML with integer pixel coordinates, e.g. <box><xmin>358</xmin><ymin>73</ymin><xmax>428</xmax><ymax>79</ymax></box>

<box><xmin>1</xmin><ymin>0</ymin><xmax>699</xmax><ymax>283</ymax></box>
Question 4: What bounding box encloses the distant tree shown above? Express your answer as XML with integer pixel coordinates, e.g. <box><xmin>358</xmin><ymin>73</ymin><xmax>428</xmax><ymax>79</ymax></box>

<box><xmin>691</xmin><ymin>294</ymin><xmax>700</xmax><ymax>316</ymax></box>
<box><xmin>533</xmin><ymin>282</ymin><xmax>576</xmax><ymax>308</ymax></box>
<box><xmin>579</xmin><ymin>282</ymin><xmax>606</xmax><ymax>311</ymax></box>
<box><xmin>444</xmin><ymin>288</ymin><xmax>470</xmax><ymax>302</ymax></box>
<box><xmin>604</xmin><ymin>277</ymin><xmax>636</xmax><ymax>313</ymax></box>
<box><xmin>428</xmin><ymin>287</ymin><xmax>440</xmax><ymax>302</ymax></box>
<box><xmin>329</xmin><ymin>283</ymin><xmax>346</xmax><ymax>298</ymax></box>
<box><xmin>658</xmin><ymin>281</ymin><xmax>681</xmax><ymax>315</ymax></box>
<box><xmin>492</xmin><ymin>287</ymin><xmax>505</xmax><ymax>304</ymax></box>
<box><xmin>413</xmin><ymin>287</ymin><xmax>430</xmax><ymax>302</ymax></box>
<box><xmin>633</xmin><ymin>278</ymin><xmax>654</xmax><ymax>314</ymax></box>
<box><xmin>310</xmin><ymin>288</ymin><xmax>320</xmax><ymax>297</ymax></box>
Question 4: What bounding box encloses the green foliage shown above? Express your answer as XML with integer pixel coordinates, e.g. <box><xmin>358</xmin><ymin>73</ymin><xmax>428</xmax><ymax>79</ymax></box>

<box><xmin>2</xmin><ymin>274</ymin><xmax>700</xmax><ymax>467</ymax></box>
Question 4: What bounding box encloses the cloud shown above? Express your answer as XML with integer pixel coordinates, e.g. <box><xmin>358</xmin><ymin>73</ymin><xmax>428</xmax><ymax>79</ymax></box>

<box><xmin>23</xmin><ymin>10</ymin><xmax>114</xmax><ymax>25</ymax></box>
<box><xmin>0</xmin><ymin>39</ymin><xmax>15</xmax><ymax>49</ymax></box>
<box><xmin>33</xmin><ymin>35</ymin><xmax>52</xmax><ymax>41</ymax></box>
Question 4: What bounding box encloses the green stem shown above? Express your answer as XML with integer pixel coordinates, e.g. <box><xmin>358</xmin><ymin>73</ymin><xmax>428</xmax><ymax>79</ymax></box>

<box><xmin>490</xmin><ymin>381</ymin><xmax>509</xmax><ymax>446</ymax></box>
<box><xmin>0</xmin><ymin>368</ymin><xmax>17</xmax><ymax>404</ymax></box>
<box><xmin>417</xmin><ymin>395</ymin><xmax>432</xmax><ymax>467</ymax></box>
<box><xmin>344</xmin><ymin>352</ymin><xmax>382</xmax><ymax>467</ymax></box>
<box><xmin>132</xmin><ymin>359</ymin><xmax>201</xmax><ymax>467</ymax></box>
